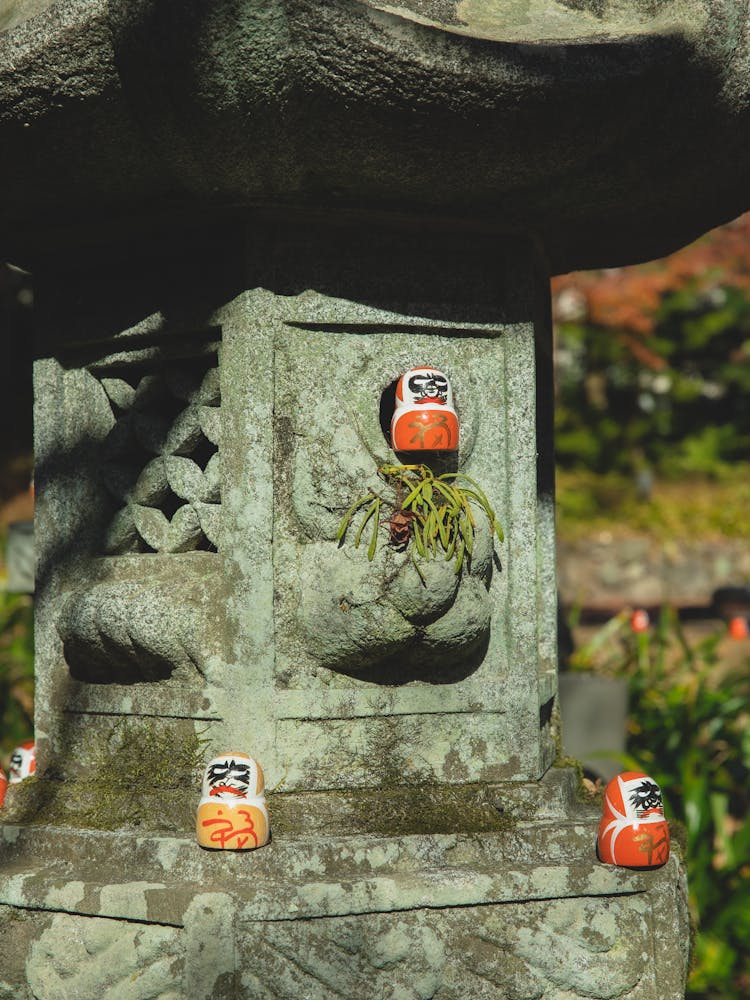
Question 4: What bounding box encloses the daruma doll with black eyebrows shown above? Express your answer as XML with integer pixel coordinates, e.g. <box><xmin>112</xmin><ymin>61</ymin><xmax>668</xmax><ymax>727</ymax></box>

<box><xmin>597</xmin><ymin>771</ymin><xmax>670</xmax><ymax>869</ymax></box>
<box><xmin>196</xmin><ymin>751</ymin><xmax>269</xmax><ymax>850</ymax></box>
<box><xmin>8</xmin><ymin>741</ymin><xmax>35</xmax><ymax>784</ymax></box>
<box><xmin>391</xmin><ymin>367</ymin><xmax>459</xmax><ymax>453</ymax></box>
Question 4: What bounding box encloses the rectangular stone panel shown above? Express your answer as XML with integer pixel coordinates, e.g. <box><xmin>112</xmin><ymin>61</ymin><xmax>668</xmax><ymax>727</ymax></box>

<box><xmin>213</xmin><ymin>286</ymin><xmax>554</xmax><ymax>788</ymax></box>
<box><xmin>272</xmin><ymin>323</ymin><xmax>509</xmax><ymax>694</ymax></box>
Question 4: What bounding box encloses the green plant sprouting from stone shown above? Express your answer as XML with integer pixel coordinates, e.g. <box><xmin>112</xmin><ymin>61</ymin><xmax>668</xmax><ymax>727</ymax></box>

<box><xmin>336</xmin><ymin>463</ymin><xmax>502</xmax><ymax>582</ymax></box>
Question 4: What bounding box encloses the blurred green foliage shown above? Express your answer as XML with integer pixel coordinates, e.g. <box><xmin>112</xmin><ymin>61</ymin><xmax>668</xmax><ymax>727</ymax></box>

<box><xmin>555</xmin><ymin>281</ymin><xmax>750</xmax><ymax>478</ymax></box>
<box><xmin>571</xmin><ymin>609</ymin><xmax>750</xmax><ymax>1000</ymax></box>
<box><xmin>556</xmin><ymin>467</ymin><xmax>750</xmax><ymax>541</ymax></box>
<box><xmin>0</xmin><ymin>590</ymin><xmax>34</xmax><ymax>763</ymax></box>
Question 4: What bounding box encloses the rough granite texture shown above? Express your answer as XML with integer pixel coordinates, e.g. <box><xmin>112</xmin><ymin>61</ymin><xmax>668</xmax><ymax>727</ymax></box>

<box><xmin>0</xmin><ymin>226</ymin><xmax>688</xmax><ymax>997</ymax></box>
<box><xmin>31</xmin><ymin>231</ymin><xmax>556</xmax><ymax>795</ymax></box>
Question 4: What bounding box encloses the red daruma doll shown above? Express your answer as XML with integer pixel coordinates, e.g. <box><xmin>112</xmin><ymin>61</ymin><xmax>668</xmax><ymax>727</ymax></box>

<box><xmin>597</xmin><ymin>771</ymin><xmax>670</xmax><ymax>868</ymax></box>
<box><xmin>391</xmin><ymin>368</ymin><xmax>459</xmax><ymax>453</ymax></box>
<box><xmin>8</xmin><ymin>741</ymin><xmax>35</xmax><ymax>784</ymax></box>
<box><xmin>0</xmin><ymin>768</ymin><xmax>7</xmax><ymax>807</ymax></box>
<box><xmin>196</xmin><ymin>752</ymin><xmax>269</xmax><ymax>850</ymax></box>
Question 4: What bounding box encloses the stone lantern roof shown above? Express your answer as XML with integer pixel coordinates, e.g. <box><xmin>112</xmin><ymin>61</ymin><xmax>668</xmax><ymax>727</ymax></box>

<box><xmin>1</xmin><ymin>0</ymin><xmax>749</xmax><ymax>270</ymax></box>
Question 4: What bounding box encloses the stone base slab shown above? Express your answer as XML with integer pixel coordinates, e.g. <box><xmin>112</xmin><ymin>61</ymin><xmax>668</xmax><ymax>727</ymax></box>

<box><xmin>0</xmin><ymin>775</ymin><xmax>689</xmax><ymax>999</ymax></box>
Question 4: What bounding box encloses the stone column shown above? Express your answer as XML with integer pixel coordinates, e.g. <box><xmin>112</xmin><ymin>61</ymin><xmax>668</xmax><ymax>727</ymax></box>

<box><xmin>0</xmin><ymin>218</ymin><xmax>689</xmax><ymax>999</ymax></box>
<box><xmin>23</xmin><ymin>221</ymin><xmax>559</xmax><ymax>805</ymax></box>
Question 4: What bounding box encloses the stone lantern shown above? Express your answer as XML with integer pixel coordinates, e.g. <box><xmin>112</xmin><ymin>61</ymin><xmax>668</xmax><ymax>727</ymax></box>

<box><xmin>3</xmin><ymin>0</ymin><xmax>748</xmax><ymax>995</ymax></box>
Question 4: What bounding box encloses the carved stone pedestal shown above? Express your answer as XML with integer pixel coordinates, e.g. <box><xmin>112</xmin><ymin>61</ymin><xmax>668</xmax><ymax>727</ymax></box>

<box><xmin>0</xmin><ymin>223</ymin><xmax>689</xmax><ymax>996</ymax></box>
<box><xmin>1</xmin><ymin>771</ymin><xmax>688</xmax><ymax>999</ymax></box>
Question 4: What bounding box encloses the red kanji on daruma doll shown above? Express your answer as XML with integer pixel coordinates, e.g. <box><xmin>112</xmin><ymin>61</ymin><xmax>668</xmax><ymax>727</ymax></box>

<box><xmin>391</xmin><ymin>368</ymin><xmax>459</xmax><ymax>453</ymax></box>
<box><xmin>597</xmin><ymin>771</ymin><xmax>670</xmax><ymax>868</ymax></box>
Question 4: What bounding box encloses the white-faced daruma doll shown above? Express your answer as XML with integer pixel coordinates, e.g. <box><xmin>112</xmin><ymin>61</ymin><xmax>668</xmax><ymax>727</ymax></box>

<box><xmin>597</xmin><ymin>771</ymin><xmax>670</xmax><ymax>868</ymax></box>
<box><xmin>8</xmin><ymin>741</ymin><xmax>35</xmax><ymax>784</ymax></box>
<box><xmin>196</xmin><ymin>752</ymin><xmax>269</xmax><ymax>850</ymax></box>
<box><xmin>391</xmin><ymin>367</ymin><xmax>459</xmax><ymax>453</ymax></box>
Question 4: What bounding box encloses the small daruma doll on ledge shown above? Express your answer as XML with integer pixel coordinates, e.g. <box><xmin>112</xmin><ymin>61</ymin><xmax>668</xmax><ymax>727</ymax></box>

<box><xmin>597</xmin><ymin>771</ymin><xmax>670</xmax><ymax>869</ymax></box>
<box><xmin>196</xmin><ymin>752</ymin><xmax>269</xmax><ymax>851</ymax></box>
<box><xmin>391</xmin><ymin>368</ymin><xmax>459</xmax><ymax>453</ymax></box>
<box><xmin>8</xmin><ymin>741</ymin><xmax>35</xmax><ymax>784</ymax></box>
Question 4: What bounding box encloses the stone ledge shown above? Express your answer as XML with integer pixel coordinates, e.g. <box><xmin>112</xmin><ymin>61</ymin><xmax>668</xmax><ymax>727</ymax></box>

<box><xmin>0</xmin><ymin>822</ymin><xmax>689</xmax><ymax>999</ymax></box>
<box><xmin>0</xmin><ymin>819</ymin><xmax>680</xmax><ymax>924</ymax></box>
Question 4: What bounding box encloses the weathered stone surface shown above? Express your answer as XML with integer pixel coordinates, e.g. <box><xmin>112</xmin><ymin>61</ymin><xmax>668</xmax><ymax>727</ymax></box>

<box><xmin>0</xmin><ymin>0</ymin><xmax>53</xmax><ymax>33</ymax></box>
<box><xmin>0</xmin><ymin>774</ymin><xmax>689</xmax><ymax>999</ymax></box>
<box><xmin>0</xmin><ymin>3</ymin><xmax>698</xmax><ymax>989</ymax></box>
<box><xmin>0</xmin><ymin>0</ymin><xmax>749</xmax><ymax>270</ymax></box>
<box><xmin>26</xmin><ymin>914</ymin><xmax>183</xmax><ymax>1000</ymax></box>
<box><xmin>28</xmin><ymin>231</ymin><xmax>556</xmax><ymax>798</ymax></box>
<box><xmin>237</xmin><ymin>894</ymin><xmax>677</xmax><ymax>999</ymax></box>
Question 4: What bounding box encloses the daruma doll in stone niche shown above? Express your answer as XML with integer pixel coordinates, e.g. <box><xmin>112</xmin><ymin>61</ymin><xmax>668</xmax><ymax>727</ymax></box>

<box><xmin>391</xmin><ymin>367</ymin><xmax>459</xmax><ymax>453</ymax></box>
<box><xmin>196</xmin><ymin>752</ymin><xmax>269</xmax><ymax>850</ymax></box>
<box><xmin>597</xmin><ymin>771</ymin><xmax>670</xmax><ymax>868</ymax></box>
<box><xmin>8</xmin><ymin>741</ymin><xmax>35</xmax><ymax>784</ymax></box>
<box><xmin>0</xmin><ymin>767</ymin><xmax>7</xmax><ymax>807</ymax></box>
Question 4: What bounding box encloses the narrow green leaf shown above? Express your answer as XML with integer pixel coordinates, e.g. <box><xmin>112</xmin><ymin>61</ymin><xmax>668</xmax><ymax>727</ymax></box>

<box><xmin>413</xmin><ymin>520</ymin><xmax>427</xmax><ymax>557</ymax></box>
<box><xmin>423</xmin><ymin>508</ymin><xmax>435</xmax><ymax>557</ymax></box>
<box><xmin>437</xmin><ymin>507</ymin><xmax>450</xmax><ymax>549</ymax></box>
<box><xmin>354</xmin><ymin>499</ymin><xmax>378</xmax><ymax>548</ymax></box>
<box><xmin>403</xmin><ymin>482</ymin><xmax>425</xmax><ymax>508</ymax></box>
<box><xmin>367</xmin><ymin>499</ymin><xmax>381</xmax><ymax>560</ymax></box>
<box><xmin>432</xmin><ymin>479</ymin><xmax>461</xmax><ymax>511</ymax></box>
<box><xmin>411</xmin><ymin>549</ymin><xmax>427</xmax><ymax>586</ymax></box>
<box><xmin>463</xmin><ymin>510</ymin><xmax>474</xmax><ymax>556</ymax></box>
<box><xmin>445</xmin><ymin>523</ymin><xmax>457</xmax><ymax>561</ymax></box>
<box><xmin>336</xmin><ymin>495</ymin><xmax>374</xmax><ymax>542</ymax></box>
<box><xmin>454</xmin><ymin>538</ymin><xmax>465</xmax><ymax>575</ymax></box>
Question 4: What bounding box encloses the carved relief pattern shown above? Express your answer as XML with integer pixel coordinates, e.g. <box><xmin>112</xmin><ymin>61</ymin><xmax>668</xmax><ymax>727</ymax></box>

<box><xmin>97</xmin><ymin>359</ymin><xmax>221</xmax><ymax>554</ymax></box>
<box><xmin>274</xmin><ymin>329</ymin><xmax>497</xmax><ymax>682</ymax></box>
<box><xmin>26</xmin><ymin>913</ymin><xmax>183</xmax><ymax>1000</ymax></box>
<box><xmin>240</xmin><ymin>897</ymin><xmax>652</xmax><ymax>999</ymax></box>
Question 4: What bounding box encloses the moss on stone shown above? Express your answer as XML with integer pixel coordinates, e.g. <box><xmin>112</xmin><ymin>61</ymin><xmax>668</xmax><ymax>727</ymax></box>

<box><xmin>552</xmin><ymin>756</ymin><xmax>604</xmax><ymax>806</ymax></box>
<box><xmin>270</xmin><ymin>782</ymin><xmax>516</xmax><ymax>836</ymax></box>
<box><xmin>4</xmin><ymin>719</ymin><xmax>206</xmax><ymax>834</ymax></box>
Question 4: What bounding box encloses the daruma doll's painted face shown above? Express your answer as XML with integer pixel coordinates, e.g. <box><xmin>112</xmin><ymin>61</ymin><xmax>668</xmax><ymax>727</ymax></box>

<box><xmin>597</xmin><ymin>771</ymin><xmax>670</xmax><ymax>868</ymax></box>
<box><xmin>391</xmin><ymin>367</ymin><xmax>459</xmax><ymax>453</ymax></box>
<box><xmin>201</xmin><ymin>752</ymin><xmax>264</xmax><ymax>800</ymax></box>
<box><xmin>8</xmin><ymin>741</ymin><xmax>35</xmax><ymax>784</ymax></box>
<box><xmin>196</xmin><ymin>752</ymin><xmax>269</xmax><ymax>850</ymax></box>
<box><xmin>400</xmin><ymin>369</ymin><xmax>452</xmax><ymax>408</ymax></box>
<box><xmin>619</xmin><ymin>774</ymin><xmax>663</xmax><ymax>818</ymax></box>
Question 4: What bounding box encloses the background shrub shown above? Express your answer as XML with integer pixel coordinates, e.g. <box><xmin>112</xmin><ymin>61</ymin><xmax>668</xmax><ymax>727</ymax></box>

<box><xmin>570</xmin><ymin>610</ymin><xmax>750</xmax><ymax>1000</ymax></box>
